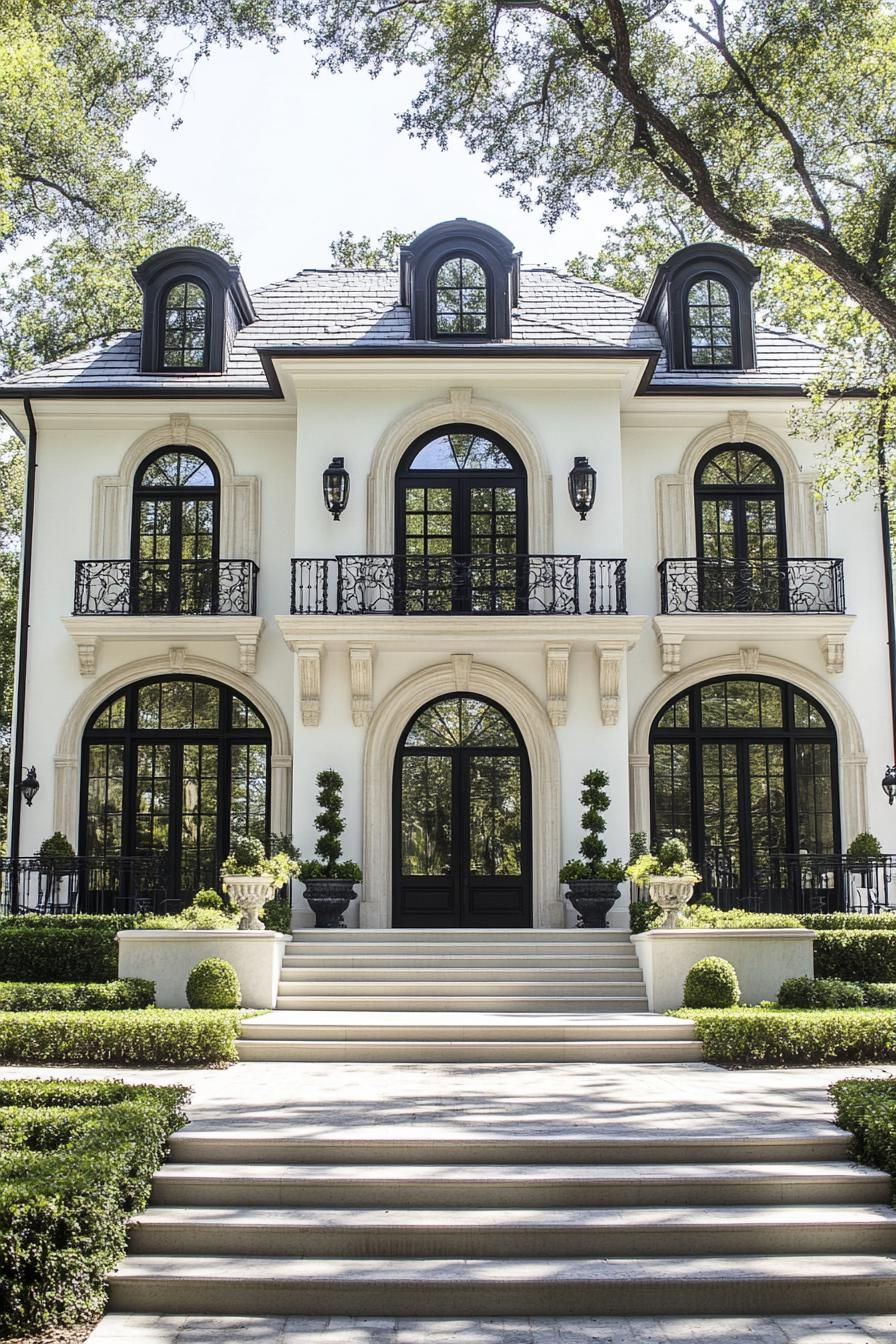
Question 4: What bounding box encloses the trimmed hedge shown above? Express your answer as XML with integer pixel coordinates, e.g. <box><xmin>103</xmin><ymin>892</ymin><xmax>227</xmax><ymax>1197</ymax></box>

<box><xmin>186</xmin><ymin>958</ymin><xmax>241</xmax><ymax>1009</ymax></box>
<box><xmin>0</xmin><ymin>1009</ymin><xmax>243</xmax><ymax>1065</ymax></box>
<box><xmin>778</xmin><ymin>976</ymin><xmax>865</xmax><ymax>1009</ymax></box>
<box><xmin>683</xmin><ymin>957</ymin><xmax>740</xmax><ymax>1008</ymax></box>
<box><xmin>673</xmin><ymin>1006</ymin><xmax>896</xmax><ymax>1065</ymax></box>
<box><xmin>814</xmin><ymin>931</ymin><xmax>896</xmax><ymax>982</ymax></box>
<box><xmin>0</xmin><ymin>1078</ymin><xmax>187</xmax><ymax>1335</ymax></box>
<box><xmin>802</xmin><ymin>913</ymin><xmax>896</xmax><ymax>931</ymax></box>
<box><xmin>862</xmin><ymin>982</ymin><xmax>896</xmax><ymax>1007</ymax></box>
<box><xmin>0</xmin><ymin>979</ymin><xmax>154</xmax><ymax>1012</ymax></box>
<box><xmin>830</xmin><ymin>1077</ymin><xmax>896</xmax><ymax>1184</ymax></box>
<box><xmin>0</xmin><ymin>923</ymin><xmax>123</xmax><ymax>982</ymax></box>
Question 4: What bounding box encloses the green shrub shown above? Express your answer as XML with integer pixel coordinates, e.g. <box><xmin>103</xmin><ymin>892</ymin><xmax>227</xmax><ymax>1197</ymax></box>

<box><xmin>191</xmin><ymin>888</ymin><xmax>223</xmax><ymax>909</ymax></box>
<box><xmin>801</xmin><ymin>913</ymin><xmax>896</xmax><ymax>930</ymax></box>
<box><xmin>861</xmin><ymin>982</ymin><xmax>896</xmax><ymax>1007</ymax></box>
<box><xmin>140</xmin><ymin>907</ymin><xmax>238</xmax><ymax>931</ymax></box>
<box><xmin>846</xmin><ymin>832</ymin><xmax>883</xmax><ymax>859</ymax></box>
<box><xmin>814</xmin><ymin>930</ymin><xmax>896</xmax><ymax>982</ymax></box>
<box><xmin>778</xmin><ymin>976</ymin><xmax>865</xmax><ymax>1009</ymax></box>
<box><xmin>0</xmin><ymin>1010</ymin><xmax>242</xmax><ymax>1065</ymax></box>
<box><xmin>629</xmin><ymin>899</ymin><xmax>663</xmax><ymax>934</ymax></box>
<box><xmin>0</xmin><ymin>1078</ymin><xmax>187</xmax><ymax>1335</ymax></box>
<box><xmin>186</xmin><ymin>958</ymin><xmax>241</xmax><ymax>1009</ymax></box>
<box><xmin>0</xmin><ymin>979</ymin><xmax>154</xmax><ymax>1012</ymax></box>
<box><xmin>683</xmin><ymin>957</ymin><xmax>740</xmax><ymax>1008</ymax></box>
<box><xmin>830</xmin><ymin>1077</ymin><xmax>896</xmax><ymax>1183</ymax></box>
<box><xmin>261</xmin><ymin>893</ymin><xmax>292</xmax><ymax>934</ymax></box>
<box><xmin>674</xmin><ymin>1007</ymin><xmax>896</xmax><ymax>1065</ymax></box>
<box><xmin>0</xmin><ymin>924</ymin><xmax>120</xmax><ymax>982</ymax></box>
<box><xmin>682</xmin><ymin>906</ymin><xmax>801</xmax><ymax>929</ymax></box>
<box><xmin>37</xmin><ymin>832</ymin><xmax>76</xmax><ymax>861</ymax></box>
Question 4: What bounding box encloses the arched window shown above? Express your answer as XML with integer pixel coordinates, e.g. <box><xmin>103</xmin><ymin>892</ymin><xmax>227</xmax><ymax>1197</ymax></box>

<box><xmin>650</xmin><ymin>675</ymin><xmax>839</xmax><ymax>909</ymax></box>
<box><xmin>395</xmin><ymin>425</ymin><xmax>527</xmax><ymax>613</ymax></box>
<box><xmin>161</xmin><ymin>280</ymin><xmax>209</xmax><ymax>370</ymax></box>
<box><xmin>435</xmin><ymin>257</ymin><xmax>489</xmax><ymax>335</ymax></box>
<box><xmin>394</xmin><ymin>693</ymin><xmax>531</xmax><ymax>926</ymax></box>
<box><xmin>695</xmin><ymin>444</ymin><xmax>786</xmax><ymax>610</ymax></box>
<box><xmin>81</xmin><ymin>676</ymin><xmax>271</xmax><ymax>907</ymax></box>
<box><xmin>132</xmin><ymin>448</ymin><xmax>220</xmax><ymax>615</ymax></box>
<box><xmin>686</xmin><ymin>277</ymin><xmax>735</xmax><ymax>367</ymax></box>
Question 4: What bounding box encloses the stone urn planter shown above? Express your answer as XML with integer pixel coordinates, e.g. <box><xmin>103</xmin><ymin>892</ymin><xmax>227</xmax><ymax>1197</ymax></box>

<box><xmin>221</xmin><ymin>874</ymin><xmax>275</xmax><ymax>931</ymax></box>
<box><xmin>564</xmin><ymin>879</ymin><xmax>620</xmax><ymax>929</ymax></box>
<box><xmin>647</xmin><ymin>875</ymin><xmax>699</xmax><ymax>929</ymax></box>
<box><xmin>302</xmin><ymin>878</ymin><xmax>358</xmax><ymax>929</ymax></box>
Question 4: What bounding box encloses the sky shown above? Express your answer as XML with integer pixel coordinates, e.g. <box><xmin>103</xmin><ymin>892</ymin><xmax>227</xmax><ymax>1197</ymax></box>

<box><xmin>127</xmin><ymin>33</ymin><xmax>617</xmax><ymax>292</ymax></box>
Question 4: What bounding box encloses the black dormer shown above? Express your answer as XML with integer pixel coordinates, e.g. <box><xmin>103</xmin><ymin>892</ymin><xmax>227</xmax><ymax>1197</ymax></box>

<box><xmin>640</xmin><ymin>242</ymin><xmax>760</xmax><ymax>372</ymax></box>
<box><xmin>400</xmin><ymin>220</ymin><xmax>521</xmax><ymax>341</ymax></box>
<box><xmin>134</xmin><ymin>246</ymin><xmax>257</xmax><ymax>375</ymax></box>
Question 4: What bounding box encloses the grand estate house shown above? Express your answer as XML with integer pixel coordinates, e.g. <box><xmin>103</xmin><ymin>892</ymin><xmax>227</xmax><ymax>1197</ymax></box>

<box><xmin>0</xmin><ymin>217</ymin><xmax>890</xmax><ymax>926</ymax></box>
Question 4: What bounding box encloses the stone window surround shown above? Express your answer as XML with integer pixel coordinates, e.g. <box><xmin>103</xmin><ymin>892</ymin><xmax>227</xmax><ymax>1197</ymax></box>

<box><xmin>655</xmin><ymin>412</ymin><xmax>827</xmax><ymax>562</ymax></box>
<box><xmin>90</xmin><ymin>415</ymin><xmax>260</xmax><ymax>564</ymax></box>
<box><xmin>629</xmin><ymin>650</ymin><xmax>868</xmax><ymax>848</ymax></box>
<box><xmin>52</xmin><ymin>651</ymin><xmax>292</xmax><ymax>848</ymax></box>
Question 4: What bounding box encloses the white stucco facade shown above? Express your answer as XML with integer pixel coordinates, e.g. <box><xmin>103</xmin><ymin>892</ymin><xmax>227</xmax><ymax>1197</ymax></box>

<box><xmin>2</xmin><ymin>226</ymin><xmax>893</xmax><ymax>929</ymax></box>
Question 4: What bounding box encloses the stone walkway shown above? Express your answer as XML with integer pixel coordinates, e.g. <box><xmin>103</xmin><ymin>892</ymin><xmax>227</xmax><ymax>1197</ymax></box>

<box><xmin>3</xmin><ymin>1059</ymin><xmax>895</xmax><ymax>1341</ymax></box>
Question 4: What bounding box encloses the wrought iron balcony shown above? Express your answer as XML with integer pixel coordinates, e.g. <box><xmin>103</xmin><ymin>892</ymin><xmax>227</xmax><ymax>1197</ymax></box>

<box><xmin>73</xmin><ymin>559</ymin><xmax>259</xmax><ymax>616</ymax></box>
<box><xmin>0</xmin><ymin>855</ymin><xmax>171</xmax><ymax>916</ymax></box>
<box><xmin>290</xmin><ymin>554</ymin><xmax>627</xmax><ymax>616</ymax></box>
<box><xmin>658</xmin><ymin>557</ymin><xmax>845</xmax><ymax>615</ymax></box>
<box><xmin>697</xmin><ymin>849</ymin><xmax>896</xmax><ymax>916</ymax></box>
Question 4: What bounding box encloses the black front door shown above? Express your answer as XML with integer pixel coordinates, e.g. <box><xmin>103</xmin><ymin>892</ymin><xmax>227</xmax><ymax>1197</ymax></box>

<box><xmin>394</xmin><ymin>695</ymin><xmax>532</xmax><ymax>927</ymax></box>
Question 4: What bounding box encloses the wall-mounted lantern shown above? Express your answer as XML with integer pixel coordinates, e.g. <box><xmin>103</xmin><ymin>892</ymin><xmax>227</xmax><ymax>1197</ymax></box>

<box><xmin>883</xmin><ymin>764</ymin><xmax>896</xmax><ymax>806</ymax></box>
<box><xmin>322</xmin><ymin>456</ymin><xmax>350</xmax><ymax>521</ymax></box>
<box><xmin>18</xmin><ymin>767</ymin><xmax>39</xmax><ymax>807</ymax></box>
<box><xmin>567</xmin><ymin>456</ymin><xmax>597</xmax><ymax>521</ymax></box>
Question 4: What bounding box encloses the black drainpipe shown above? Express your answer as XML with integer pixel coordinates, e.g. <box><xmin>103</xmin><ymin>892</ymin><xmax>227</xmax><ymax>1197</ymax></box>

<box><xmin>8</xmin><ymin>398</ymin><xmax>37</xmax><ymax>892</ymax></box>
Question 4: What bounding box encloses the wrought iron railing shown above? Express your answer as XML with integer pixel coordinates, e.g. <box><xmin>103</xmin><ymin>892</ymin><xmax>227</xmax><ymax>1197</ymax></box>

<box><xmin>0</xmin><ymin>856</ymin><xmax>172</xmax><ymax>916</ymax></box>
<box><xmin>290</xmin><ymin>554</ymin><xmax>627</xmax><ymax>616</ymax></box>
<box><xmin>658</xmin><ymin>557</ymin><xmax>845</xmax><ymax>615</ymax></box>
<box><xmin>696</xmin><ymin>849</ymin><xmax>896</xmax><ymax>915</ymax></box>
<box><xmin>73</xmin><ymin>559</ymin><xmax>259</xmax><ymax>616</ymax></box>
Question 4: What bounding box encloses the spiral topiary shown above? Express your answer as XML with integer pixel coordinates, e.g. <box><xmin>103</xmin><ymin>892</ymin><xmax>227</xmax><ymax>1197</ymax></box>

<box><xmin>300</xmin><ymin>770</ymin><xmax>362</xmax><ymax>882</ymax></box>
<box><xmin>683</xmin><ymin>956</ymin><xmax>740</xmax><ymax>1009</ymax></box>
<box><xmin>186</xmin><ymin>957</ymin><xmax>241</xmax><ymax>1009</ymax></box>
<box><xmin>559</xmin><ymin>769</ymin><xmax>625</xmax><ymax>883</ymax></box>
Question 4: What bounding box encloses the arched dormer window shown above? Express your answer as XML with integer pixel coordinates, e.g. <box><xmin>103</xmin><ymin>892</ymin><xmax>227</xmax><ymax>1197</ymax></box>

<box><xmin>400</xmin><ymin>220</ymin><xmax>520</xmax><ymax>341</ymax></box>
<box><xmin>161</xmin><ymin>280</ymin><xmax>210</xmax><ymax>370</ymax></box>
<box><xmin>686</xmin><ymin>276</ymin><xmax>735</xmax><ymax>368</ymax></box>
<box><xmin>133</xmin><ymin>246</ymin><xmax>256</xmax><ymax>375</ymax></box>
<box><xmin>435</xmin><ymin>257</ymin><xmax>489</xmax><ymax>336</ymax></box>
<box><xmin>640</xmin><ymin>243</ymin><xmax>759</xmax><ymax>372</ymax></box>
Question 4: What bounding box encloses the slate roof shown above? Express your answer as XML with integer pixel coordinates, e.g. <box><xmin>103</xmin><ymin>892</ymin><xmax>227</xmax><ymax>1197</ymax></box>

<box><xmin>0</xmin><ymin>266</ymin><xmax>825</xmax><ymax>396</ymax></box>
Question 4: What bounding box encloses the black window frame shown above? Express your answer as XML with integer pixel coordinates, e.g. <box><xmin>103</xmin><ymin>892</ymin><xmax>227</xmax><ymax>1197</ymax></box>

<box><xmin>159</xmin><ymin>277</ymin><xmax>211</xmax><ymax>372</ymax></box>
<box><xmin>431</xmin><ymin>253</ymin><xmax>494</xmax><ymax>340</ymax></box>
<box><xmin>685</xmin><ymin>274</ymin><xmax>739</xmax><ymax>370</ymax></box>
<box><xmin>130</xmin><ymin>446</ymin><xmax>221</xmax><ymax>615</ymax></box>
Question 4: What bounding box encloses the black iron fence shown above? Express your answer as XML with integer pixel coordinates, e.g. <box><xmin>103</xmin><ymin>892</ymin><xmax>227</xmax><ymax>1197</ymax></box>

<box><xmin>74</xmin><ymin>559</ymin><xmax>258</xmax><ymax>616</ymax></box>
<box><xmin>291</xmin><ymin>554</ymin><xmax>627</xmax><ymax>616</ymax></box>
<box><xmin>697</xmin><ymin>850</ymin><xmax>896</xmax><ymax>915</ymax></box>
<box><xmin>658</xmin><ymin>557</ymin><xmax>845</xmax><ymax>615</ymax></box>
<box><xmin>0</xmin><ymin>856</ymin><xmax>171</xmax><ymax>916</ymax></box>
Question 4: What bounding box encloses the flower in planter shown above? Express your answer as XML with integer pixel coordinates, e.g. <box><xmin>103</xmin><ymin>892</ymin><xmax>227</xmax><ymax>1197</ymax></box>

<box><xmin>625</xmin><ymin>837</ymin><xmax>701</xmax><ymax>887</ymax></box>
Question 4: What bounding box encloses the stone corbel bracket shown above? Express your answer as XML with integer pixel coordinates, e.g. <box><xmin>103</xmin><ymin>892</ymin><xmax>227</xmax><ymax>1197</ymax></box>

<box><xmin>288</xmin><ymin>642</ymin><xmax>324</xmax><ymax>727</ymax></box>
<box><xmin>62</xmin><ymin>616</ymin><xmax>264</xmax><ymax>678</ymax></box>
<box><xmin>545</xmin><ymin>644</ymin><xmax>570</xmax><ymax>726</ymax></box>
<box><xmin>350</xmin><ymin>644</ymin><xmax>375</xmax><ymax>727</ymax></box>
<box><xmin>595</xmin><ymin>642</ymin><xmax>628</xmax><ymax>726</ymax></box>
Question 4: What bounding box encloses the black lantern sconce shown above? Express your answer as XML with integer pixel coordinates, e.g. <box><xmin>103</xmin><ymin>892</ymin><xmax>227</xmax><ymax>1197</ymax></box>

<box><xmin>322</xmin><ymin>456</ymin><xmax>350</xmax><ymax>521</ymax></box>
<box><xmin>18</xmin><ymin>766</ymin><xmax>39</xmax><ymax>807</ymax></box>
<box><xmin>883</xmin><ymin>764</ymin><xmax>896</xmax><ymax>806</ymax></box>
<box><xmin>568</xmin><ymin>456</ymin><xmax>597</xmax><ymax>521</ymax></box>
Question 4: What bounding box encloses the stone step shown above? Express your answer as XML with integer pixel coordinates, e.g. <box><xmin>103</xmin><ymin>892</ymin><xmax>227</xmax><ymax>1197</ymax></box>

<box><xmin>281</xmin><ymin>952</ymin><xmax>640</xmax><ymax>966</ymax></box>
<box><xmin>290</xmin><ymin>929</ymin><xmax>632</xmax><ymax>939</ymax></box>
<box><xmin>106</xmin><ymin>1253</ymin><xmax>896</xmax><ymax>1317</ymax></box>
<box><xmin>150</xmin><ymin>1161</ymin><xmax>890</xmax><ymax>1209</ymax></box>
<box><xmin>236</xmin><ymin>1038</ymin><xmax>702</xmax><ymax>1063</ymax></box>
<box><xmin>279</xmin><ymin>963</ymin><xmax>643</xmax><ymax>980</ymax></box>
<box><xmin>275</xmin><ymin>978</ymin><xmax>644</xmax><ymax>995</ymax></box>
<box><xmin>127</xmin><ymin>1203</ymin><xmax>896</xmax><ymax>1258</ymax></box>
<box><xmin>164</xmin><ymin>1129</ymin><xmax>854</xmax><ymax>1166</ymax></box>
<box><xmin>239</xmin><ymin>1012</ymin><xmax>690</xmax><ymax>1043</ymax></box>
<box><xmin>270</xmin><ymin>994</ymin><xmax>649</xmax><ymax>1013</ymax></box>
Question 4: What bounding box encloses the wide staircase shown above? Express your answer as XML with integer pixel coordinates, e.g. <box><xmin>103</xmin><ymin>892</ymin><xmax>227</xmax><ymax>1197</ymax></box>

<box><xmin>235</xmin><ymin>928</ymin><xmax>702</xmax><ymax>1063</ymax></box>
<box><xmin>110</xmin><ymin>1126</ymin><xmax>896</xmax><ymax>1316</ymax></box>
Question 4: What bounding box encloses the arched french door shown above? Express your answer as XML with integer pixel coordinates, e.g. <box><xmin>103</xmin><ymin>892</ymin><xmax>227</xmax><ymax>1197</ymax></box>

<box><xmin>395</xmin><ymin>425</ymin><xmax>527</xmax><ymax>614</ymax></box>
<box><xmin>81</xmin><ymin>675</ymin><xmax>270</xmax><ymax>906</ymax></box>
<box><xmin>132</xmin><ymin>447</ymin><xmax>220</xmax><ymax>614</ymax></box>
<box><xmin>393</xmin><ymin>694</ymin><xmax>532</xmax><ymax>927</ymax></box>
<box><xmin>650</xmin><ymin>675</ymin><xmax>839</xmax><ymax>907</ymax></box>
<box><xmin>695</xmin><ymin>444</ymin><xmax>786</xmax><ymax>611</ymax></box>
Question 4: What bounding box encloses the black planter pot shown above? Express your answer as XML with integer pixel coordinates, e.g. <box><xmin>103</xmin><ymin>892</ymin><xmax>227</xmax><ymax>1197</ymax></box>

<box><xmin>564</xmin><ymin>879</ymin><xmax>620</xmax><ymax>929</ymax></box>
<box><xmin>303</xmin><ymin>878</ymin><xmax>358</xmax><ymax>929</ymax></box>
